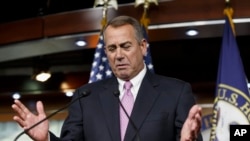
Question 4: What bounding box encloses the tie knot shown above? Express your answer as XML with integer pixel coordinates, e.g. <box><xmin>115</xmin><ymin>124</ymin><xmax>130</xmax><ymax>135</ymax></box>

<box><xmin>124</xmin><ymin>81</ymin><xmax>132</xmax><ymax>90</ymax></box>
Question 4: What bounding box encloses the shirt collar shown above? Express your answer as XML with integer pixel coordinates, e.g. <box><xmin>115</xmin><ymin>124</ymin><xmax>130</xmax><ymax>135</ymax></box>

<box><xmin>117</xmin><ymin>64</ymin><xmax>147</xmax><ymax>99</ymax></box>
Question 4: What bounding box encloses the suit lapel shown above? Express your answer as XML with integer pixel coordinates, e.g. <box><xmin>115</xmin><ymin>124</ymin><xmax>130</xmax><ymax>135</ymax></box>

<box><xmin>125</xmin><ymin>71</ymin><xmax>160</xmax><ymax>141</ymax></box>
<box><xmin>98</xmin><ymin>78</ymin><xmax>121</xmax><ymax>141</ymax></box>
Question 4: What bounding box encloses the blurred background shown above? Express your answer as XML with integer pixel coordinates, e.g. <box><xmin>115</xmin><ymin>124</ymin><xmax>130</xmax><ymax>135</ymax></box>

<box><xmin>0</xmin><ymin>0</ymin><xmax>250</xmax><ymax>140</ymax></box>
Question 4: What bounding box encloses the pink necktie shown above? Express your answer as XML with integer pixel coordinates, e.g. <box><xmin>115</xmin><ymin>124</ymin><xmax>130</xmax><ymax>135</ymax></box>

<box><xmin>120</xmin><ymin>81</ymin><xmax>134</xmax><ymax>141</ymax></box>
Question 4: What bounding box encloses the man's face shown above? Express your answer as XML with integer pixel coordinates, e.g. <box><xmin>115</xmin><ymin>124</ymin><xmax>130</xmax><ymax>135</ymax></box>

<box><xmin>104</xmin><ymin>24</ymin><xmax>147</xmax><ymax>80</ymax></box>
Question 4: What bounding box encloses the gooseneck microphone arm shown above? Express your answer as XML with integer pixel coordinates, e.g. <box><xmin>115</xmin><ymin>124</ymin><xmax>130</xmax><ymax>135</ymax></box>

<box><xmin>14</xmin><ymin>90</ymin><xmax>91</xmax><ymax>141</ymax></box>
<box><xmin>113</xmin><ymin>90</ymin><xmax>140</xmax><ymax>141</ymax></box>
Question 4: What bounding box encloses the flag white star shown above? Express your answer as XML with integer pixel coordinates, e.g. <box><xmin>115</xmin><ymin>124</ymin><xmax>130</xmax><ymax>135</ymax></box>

<box><xmin>97</xmin><ymin>43</ymin><xmax>103</xmax><ymax>49</ymax></box>
<box><xmin>147</xmin><ymin>63</ymin><xmax>154</xmax><ymax>70</ymax></box>
<box><xmin>92</xmin><ymin>61</ymin><xmax>97</xmax><ymax>67</ymax></box>
<box><xmin>94</xmin><ymin>52</ymin><xmax>100</xmax><ymax>58</ymax></box>
<box><xmin>99</xmin><ymin>65</ymin><xmax>104</xmax><ymax>71</ymax></box>
<box><xmin>90</xmin><ymin>71</ymin><xmax>95</xmax><ymax>77</ymax></box>
<box><xmin>102</xmin><ymin>57</ymin><xmax>107</xmax><ymax>62</ymax></box>
<box><xmin>106</xmin><ymin>69</ymin><xmax>112</xmax><ymax>76</ymax></box>
<box><xmin>96</xmin><ymin>73</ymin><xmax>102</xmax><ymax>80</ymax></box>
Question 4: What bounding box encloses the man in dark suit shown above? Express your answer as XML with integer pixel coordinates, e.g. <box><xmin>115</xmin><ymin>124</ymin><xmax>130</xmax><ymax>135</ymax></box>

<box><xmin>12</xmin><ymin>15</ymin><xmax>202</xmax><ymax>141</ymax></box>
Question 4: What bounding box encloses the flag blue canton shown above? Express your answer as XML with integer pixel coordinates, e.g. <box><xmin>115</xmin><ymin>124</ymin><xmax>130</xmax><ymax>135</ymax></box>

<box><xmin>88</xmin><ymin>35</ymin><xmax>112</xmax><ymax>83</ymax></box>
<box><xmin>89</xmin><ymin>26</ymin><xmax>154</xmax><ymax>83</ymax></box>
<box><xmin>209</xmin><ymin>15</ymin><xmax>250</xmax><ymax>141</ymax></box>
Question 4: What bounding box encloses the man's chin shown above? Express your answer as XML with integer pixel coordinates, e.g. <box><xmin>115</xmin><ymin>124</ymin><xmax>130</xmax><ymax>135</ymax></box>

<box><xmin>116</xmin><ymin>72</ymin><xmax>130</xmax><ymax>80</ymax></box>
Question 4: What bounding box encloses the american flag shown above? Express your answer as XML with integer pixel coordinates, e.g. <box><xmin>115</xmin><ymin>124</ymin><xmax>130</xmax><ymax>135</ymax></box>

<box><xmin>88</xmin><ymin>26</ymin><xmax>154</xmax><ymax>83</ymax></box>
<box><xmin>88</xmin><ymin>35</ymin><xmax>112</xmax><ymax>83</ymax></box>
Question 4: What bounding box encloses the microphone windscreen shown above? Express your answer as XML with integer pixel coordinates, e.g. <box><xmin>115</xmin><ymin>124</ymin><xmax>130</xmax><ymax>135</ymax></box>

<box><xmin>81</xmin><ymin>89</ymin><xmax>91</xmax><ymax>97</ymax></box>
<box><xmin>113</xmin><ymin>90</ymin><xmax>120</xmax><ymax>97</ymax></box>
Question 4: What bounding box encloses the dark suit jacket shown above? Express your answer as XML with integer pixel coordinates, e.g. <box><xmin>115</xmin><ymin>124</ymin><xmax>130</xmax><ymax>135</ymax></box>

<box><xmin>50</xmin><ymin>70</ymin><xmax>203</xmax><ymax>141</ymax></box>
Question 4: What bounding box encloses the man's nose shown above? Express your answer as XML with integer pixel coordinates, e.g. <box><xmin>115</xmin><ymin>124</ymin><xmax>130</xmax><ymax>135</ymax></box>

<box><xmin>115</xmin><ymin>48</ymin><xmax>124</xmax><ymax>60</ymax></box>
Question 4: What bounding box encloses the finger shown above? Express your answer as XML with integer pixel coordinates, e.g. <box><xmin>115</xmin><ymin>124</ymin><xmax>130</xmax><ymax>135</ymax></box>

<box><xmin>13</xmin><ymin>115</ymin><xmax>26</xmax><ymax>128</ymax></box>
<box><xmin>12</xmin><ymin>103</ymin><xmax>26</xmax><ymax>121</ymax></box>
<box><xmin>195</xmin><ymin>107</ymin><xmax>202</xmax><ymax>127</ymax></box>
<box><xmin>188</xmin><ymin>105</ymin><xmax>202</xmax><ymax>134</ymax></box>
<box><xmin>196</xmin><ymin>112</ymin><xmax>202</xmax><ymax>124</ymax></box>
<box><xmin>191</xmin><ymin>118</ymin><xmax>199</xmax><ymax>135</ymax></box>
<box><xmin>193</xmin><ymin>110</ymin><xmax>202</xmax><ymax>138</ymax></box>
<box><xmin>14</xmin><ymin>100</ymin><xmax>31</xmax><ymax>114</ymax></box>
<box><xmin>188</xmin><ymin>105</ymin><xmax>199</xmax><ymax>120</ymax></box>
<box><xmin>12</xmin><ymin>100</ymin><xmax>30</xmax><ymax>120</ymax></box>
<box><xmin>36</xmin><ymin>101</ymin><xmax>46</xmax><ymax>117</ymax></box>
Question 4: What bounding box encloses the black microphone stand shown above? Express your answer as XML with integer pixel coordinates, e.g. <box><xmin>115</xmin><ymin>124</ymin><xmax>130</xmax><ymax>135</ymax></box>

<box><xmin>113</xmin><ymin>90</ymin><xmax>140</xmax><ymax>141</ymax></box>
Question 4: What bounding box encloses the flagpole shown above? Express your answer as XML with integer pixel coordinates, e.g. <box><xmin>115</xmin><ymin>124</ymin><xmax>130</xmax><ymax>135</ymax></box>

<box><xmin>135</xmin><ymin>0</ymin><xmax>158</xmax><ymax>31</ymax></box>
<box><xmin>94</xmin><ymin>0</ymin><xmax>118</xmax><ymax>30</ymax></box>
<box><xmin>223</xmin><ymin>0</ymin><xmax>235</xmax><ymax>35</ymax></box>
<box><xmin>134</xmin><ymin>0</ymin><xmax>156</xmax><ymax>72</ymax></box>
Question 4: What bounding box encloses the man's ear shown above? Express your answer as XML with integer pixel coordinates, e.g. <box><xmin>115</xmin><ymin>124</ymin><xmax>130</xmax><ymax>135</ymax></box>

<box><xmin>141</xmin><ymin>39</ymin><xmax>148</xmax><ymax>56</ymax></box>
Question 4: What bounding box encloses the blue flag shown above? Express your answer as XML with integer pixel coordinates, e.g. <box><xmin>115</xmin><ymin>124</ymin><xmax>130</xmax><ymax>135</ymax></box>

<box><xmin>89</xmin><ymin>26</ymin><xmax>154</xmax><ymax>83</ymax></box>
<box><xmin>209</xmin><ymin>15</ymin><xmax>250</xmax><ymax>141</ymax></box>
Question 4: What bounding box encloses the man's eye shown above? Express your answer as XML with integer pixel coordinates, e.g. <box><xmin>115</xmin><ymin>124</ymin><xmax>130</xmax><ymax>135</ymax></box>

<box><xmin>108</xmin><ymin>47</ymin><xmax>115</xmax><ymax>52</ymax></box>
<box><xmin>122</xmin><ymin>45</ymin><xmax>131</xmax><ymax>49</ymax></box>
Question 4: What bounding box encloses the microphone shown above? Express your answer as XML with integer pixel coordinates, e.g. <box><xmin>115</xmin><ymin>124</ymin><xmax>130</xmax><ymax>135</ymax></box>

<box><xmin>113</xmin><ymin>90</ymin><xmax>140</xmax><ymax>141</ymax></box>
<box><xmin>14</xmin><ymin>90</ymin><xmax>91</xmax><ymax>141</ymax></box>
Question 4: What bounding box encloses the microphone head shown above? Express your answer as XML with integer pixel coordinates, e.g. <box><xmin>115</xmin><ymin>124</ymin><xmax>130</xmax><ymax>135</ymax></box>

<box><xmin>113</xmin><ymin>90</ymin><xmax>120</xmax><ymax>97</ymax></box>
<box><xmin>81</xmin><ymin>89</ymin><xmax>91</xmax><ymax>97</ymax></box>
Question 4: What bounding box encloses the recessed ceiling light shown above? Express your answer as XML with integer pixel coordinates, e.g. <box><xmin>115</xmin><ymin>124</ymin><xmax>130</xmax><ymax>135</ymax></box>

<box><xmin>35</xmin><ymin>72</ymin><xmax>51</xmax><ymax>82</ymax></box>
<box><xmin>186</xmin><ymin>29</ymin><xmax>199</xmax><ymax>36</ymax></box>
<box><xmin>12</xmin><ymin>92</ymin><xmax>21</xmax><ymax>99</ymax></box>
<box><xmin>65</xmin><ymin>91</ymin><xmax>74</xmax><ymax>97</ymax></box>
<box><xmin>75</xmin><ymin>40</ymin><xmax>87</xmax><ymax>47</ymax></box>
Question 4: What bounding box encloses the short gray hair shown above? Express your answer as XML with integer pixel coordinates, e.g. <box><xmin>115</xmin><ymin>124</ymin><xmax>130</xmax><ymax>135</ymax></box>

<box><xmin>102</xmin><ymin>15</ymin><xmax>144</xmax><ymax>43</ymax></box>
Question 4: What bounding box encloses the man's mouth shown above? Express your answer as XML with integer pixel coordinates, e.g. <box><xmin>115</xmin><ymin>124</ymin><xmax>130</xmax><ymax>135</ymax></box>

<box><xmin>116</xmin><ymin>64</ymin><xmax>127</xmax><ymax>69</ymax></box>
